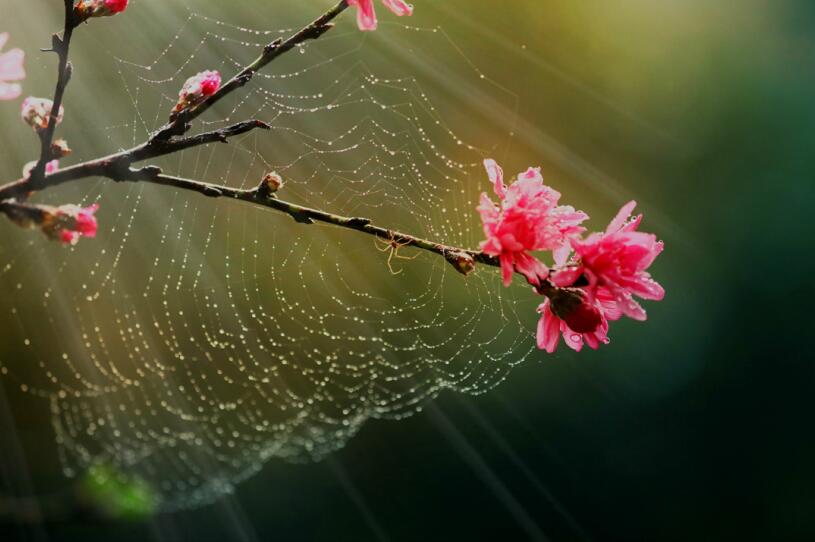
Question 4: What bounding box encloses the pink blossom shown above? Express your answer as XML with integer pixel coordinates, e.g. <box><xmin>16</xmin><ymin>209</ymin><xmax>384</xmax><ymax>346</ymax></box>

<box><xmin>22</xmin><ymin>159</ymin><xmax>59</xmax><ymax>179</ymax></box>
<box><xmin>0</xmin><ymin>33</ymin><xmax>25</xmax><ymax>101</ymax></box>
<box><xmin>478</xmin><ymin>158</ymin><xmax>588</xmax><ymax>287</ymax></box>
<box><xmin>171</xmin><ymin>70</ymin><xmax>221</xmax><ymax>119</ymax></box>
<box><xmin>556</xmin><ymin>201</ymin><xmax>665</xmax><ymax>321</ymax></box>
<box><xmin>75</xmin><ymin>0</ymin><xmax>129</xmax><ymax>19</ymax></box>
<box><xmin>21</xmin><ymin>97</ymin><xmax>64</xmax><ymax>132</ymax></box>
<box><xmin>52</xmin><ymin>204</ymin><xmax>99</xmax><ymax>246</ymax></box>
<box><xmin>347</xmin><ymin>0</ymin><xmax>414</xmax><ymax>31</ymax></box>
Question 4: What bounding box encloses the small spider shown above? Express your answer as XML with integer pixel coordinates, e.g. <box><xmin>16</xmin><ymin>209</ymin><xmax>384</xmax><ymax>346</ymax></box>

<box><xmin>374</xmin><ymin>231</ymin><xmax>419</xmax><ymax>275</ymax></box>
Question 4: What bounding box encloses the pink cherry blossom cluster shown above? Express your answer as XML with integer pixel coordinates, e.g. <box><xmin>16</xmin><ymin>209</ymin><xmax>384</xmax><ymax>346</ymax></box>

<box><xmin>478</xmin><ymin>159</ymin><xmax>665</xmax><ymax>353</ymax></box>
<box><xmin>347</xmin><ymin>0</ymin><xmax>414</xmax><ymax>31</ymax></box>
<box><xmin>170</xmin><ymin>70</ymin><xmax>222</xmax><ymax>120</ymax></box>
<box><xmin>478</xmin><ymin>159</ymin><xmax>588</xmax><ymax>287</ymax></box>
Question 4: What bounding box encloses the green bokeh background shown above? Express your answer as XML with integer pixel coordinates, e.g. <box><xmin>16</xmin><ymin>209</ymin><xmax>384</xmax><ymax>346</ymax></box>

<box><xmin>1</xmin><ymin>0</ymin><xmax>813</xmax><ymax>540</ymax></box>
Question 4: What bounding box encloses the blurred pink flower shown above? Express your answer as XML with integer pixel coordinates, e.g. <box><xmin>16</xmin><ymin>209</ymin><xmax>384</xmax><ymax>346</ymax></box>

<box><xmin>557</xmin><ymin>201</ymin><xmax>665</xmax><ymax>321</ymax></box>
<box><xmin>347</xmin><ymin>0</ymin><xmax>413</xmax><ymax>31</ymax></box>
<box><xmin>0</xmin><ymin>33</ymin><xmax>25</xmax><ymax>101</ymax></box>
<box><xmin>171</xmin><ymin>70</ymin><xmax>221</xmax><ymax>119</ymax></box>
<box><xmin>478</xmin><ymin>158</ymin><xmax>588</xmax><ymax>287</ymax></box>
<box><xmin>21</xmin><ymin>97</ymin><xmax>64</xmax><ymax>132</ymax></box>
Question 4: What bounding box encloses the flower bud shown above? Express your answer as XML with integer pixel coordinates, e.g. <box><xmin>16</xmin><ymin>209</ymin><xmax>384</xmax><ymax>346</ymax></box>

<box><xmin>548</xmin><ymin>287</ymin><xmax>603</xmax><ymax>334</ymax></box>
<box><xmin>21</xmin><ymin>97</ymin><xmax>64</xmax><ymax>132</ymax></box>
<box><xmin>75</xmin><ymin>0</ymin><xmax>129</xmax><ymax>20</ymax></box>
<box><xmin>2</xmin><ymin>201</ymin><xmax>99</xmax><ymax>246</ymax></box>
<box><xmin>446</xmin><ymin>251</ymin><xmax>476</xmax><ymax>276</ymax></box>
<box><xmin>42</xmin><ymin>204</ymin><xmax>100</xmax><ymax>245</ymax></box>
<box><xmin>259</xmin><ymin>171</ymin><xmax>284</xmax><ymax>196</ymax></box>
<box><xmin>170</xmin><ymin>70</ymin><xmax>221</xmax><ymax>120</ymax></box>
<box><xmin>22</xmin><ymin>159</ymin><xmax>59</xmax><ymax>179</ymax></box>
<box><xmin>51</xmin><ymin>139</ymin><xmax>72</xmax><ymax>158</ymax></box>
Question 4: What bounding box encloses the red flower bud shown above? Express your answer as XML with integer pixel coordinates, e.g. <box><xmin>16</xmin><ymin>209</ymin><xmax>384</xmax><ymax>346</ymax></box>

<box><xmin>170</xmin><ymin>71</ymin><xmax>221</xmax><ymax>120</ymax></box>
<box><xmin>75</xmin><ymin>0</ymin><xmax>129</xmax><ymax>20</ymax></box>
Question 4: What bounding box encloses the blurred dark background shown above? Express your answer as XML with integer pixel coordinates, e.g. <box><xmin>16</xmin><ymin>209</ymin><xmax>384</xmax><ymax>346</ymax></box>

<box><xmin>1</xmin><ymin>0</ymin><xmax>814</xmax><ymax>540</ymax></box>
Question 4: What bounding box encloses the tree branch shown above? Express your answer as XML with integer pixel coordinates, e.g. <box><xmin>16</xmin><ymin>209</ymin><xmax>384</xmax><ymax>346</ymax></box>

<box><xmin>0</xmin><ymin>119</ymin><xmax>271</xmax><ymax>199</ymax></box>
<box><xmin>115</xmin><ymin>166</ymin><xmax>489</xmax><ymax>275</ymax></box>
<box><xmin>0</xmin><ymin>0</ymin><xmax>503</xmax><ymax>278</ymax></box>
<box><xmin>0</xmin><ymin>0</ymin><xmax>349</xmax><ymax>200</ymax></box>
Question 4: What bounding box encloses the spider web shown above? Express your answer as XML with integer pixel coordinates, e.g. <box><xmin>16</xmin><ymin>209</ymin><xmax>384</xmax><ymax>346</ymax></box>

<box><xmin>0</xmin><ymin>6</ymin><xmax>547</xmax><ymax>509</ymax></box>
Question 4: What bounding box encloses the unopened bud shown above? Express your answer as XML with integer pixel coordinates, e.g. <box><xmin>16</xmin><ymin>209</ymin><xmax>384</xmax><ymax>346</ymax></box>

<box><xmin>21</xmin><ymin>97</ymin><xmax>64</xmax><ymax>132</ymax></box>
<box><xmin>51</xmin><ymin>139</ymin><xmax>72</xmax><ymax>158</ymax></box>
<box><xmin>75</xmin><ymin>0</ymin><xmax>129</xmax><ymax>20</ymax></box>
<box><xmin>170</xmin><ymin>70</ymin><xmax>221</xmax><ymax>120</ymax></box>
<box><xmin>259</xmin><ymin>171</ymin><xmax>284</xmax><ymax>196</ymax></box>
<box><xmin>446</xmin><ymin>251</ymin><xmax>476</xmax><ymax>276</ymax></box>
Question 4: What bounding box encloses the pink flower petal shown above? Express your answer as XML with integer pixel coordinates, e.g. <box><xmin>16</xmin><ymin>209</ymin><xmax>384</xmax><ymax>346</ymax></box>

<box><xmin>513</xmin><ymin>252</ymin><xmax>547</xmax><ymax>287</ymax></box>
<box><xmin>499</xmin><ymin>254</ymin><xmax>514</xmax><ymax>287</ymax></box>
<box><xmin>537</xmin><ymin>302</ymin><xmax>560</xmax><ymax>353</ymax></box>
<box><xmin>606</xmin><ymin>200</ymin><xmax>637</xmax><ymax>234</ymax></box>
<box><xmin>348</xmin><ymin>0</ymin><xmax>378</xmax><ymax>31</ymax></box>
<box><xmin>562</xmin><ymin>325</ymin><xmax>584</xmax><ymax>352</ymax></box>
<box><xmin>381</xmin><ymin>0</ymin><xmax>413</xmax><ymax>17</ymax></box>
<box><xmin>552</xmin><ymin>242</ymin><xmax>572</xmax><ymax>268</ymax></box>
<box><xmin>0</xmin><ymin>33</ymin><xmax>25</xmax><ymax>102</ymax></box>
<box><xmin>615</xmin><ymin>292</ymin><xmax>647</xmax><ymax>321</ymax></box>
<box><xmin>0</xmin><ymin>82</ymin><xmax>21</xmax><ymax>100</ymax></box>
<box><xmin>483</xmin><ymin>158</ymin><xmax>506</xmax><ymax>199</ymax></box>
<box><xmin>0</xmin><ymin>48</ymin><xmax>25</xmax><ymax>81</ymax></box>
<box><xmin>551</xmin><ymin>265</ymin><xmax>583</xmax><ymax>288</ymax></box>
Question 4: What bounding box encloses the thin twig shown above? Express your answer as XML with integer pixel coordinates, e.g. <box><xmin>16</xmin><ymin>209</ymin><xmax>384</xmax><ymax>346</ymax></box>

<box><xmin>116</xmin><ymin>166</ymin><xmax>489</xmax><ymax>275</ymax></box>
<box><xmin>28</xmin><ymin>0</ymin><xmax>78</xmax><ymax>184</ymax></box>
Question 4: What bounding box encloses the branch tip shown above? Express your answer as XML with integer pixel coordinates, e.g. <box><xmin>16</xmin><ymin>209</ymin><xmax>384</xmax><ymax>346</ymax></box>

<box><xmin>445</xmin><ymin>251</ymin><xmax>477</xmax><ymax>276</ymax></box>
